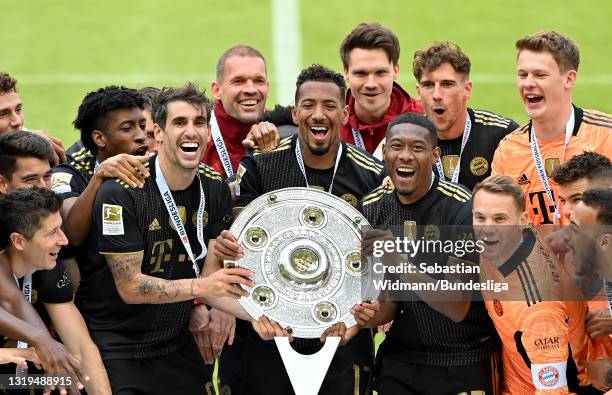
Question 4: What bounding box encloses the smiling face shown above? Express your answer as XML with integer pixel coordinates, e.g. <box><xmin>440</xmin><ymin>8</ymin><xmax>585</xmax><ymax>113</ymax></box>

<box><xmin>0</xmin><ymin>157</ymin><xmax>52</xmax><ymax>194</ymax></box>
<box><xmin>156</xmin><ymin>100</ymin><xmax>210</xmax><ymax>171</ymax></box>
<box><xmin>292</xmin><ymin>80</ymin><xmax>348</xmax><ymax>158</ymax></box>
<box><xmin>517</xmin><ymin>50</ymin><xmax>575</xmax><ymax>123</ymax></box>
<box><xmin>473</xmin><ymin>190</ymin><xmax>528</xmax><ymax>264</ymax></box>
<box><xmin>0</xmin><ymin>91</ymin><xmax>24</xmax><ymax>134</ymax></box>
<box><xmin>94</xmin><ymin>108</ymin><xmax>148</xmax><ymax>158</ymax></box>
<box><xmin>345</xmin><ymin>48</ymin><xmax>399</xmax><ymax>122</ymax></box>
<box><xmin>383</xmin><ymin>123</ymin><xmax>439</xmax><ymax>203</ymax></box>
<box><xmin>417</xmin><ymin>62</ymin><xmax>471</xmax><ymax>137</ymax></box>
<box><xmin>212</xmin><ymin>55</ymin><xmax>268</xmax><ymax>123</ymax></box>
<box><xmin>18</xmin><ymin>212</ymin><xmax>68</xmax><ymax>273</ymax></box>
<box><xmin>558</xmin><ymin>178</ymin><xmax>589</xmax><ymax>222</ymax></box>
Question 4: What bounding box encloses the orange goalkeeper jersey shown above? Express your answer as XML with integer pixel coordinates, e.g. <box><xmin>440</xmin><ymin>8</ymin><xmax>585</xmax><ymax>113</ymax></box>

<box><xmin>492</xmin><ymin>106</ymin><xmax>612</xmax><ymax>225</ymax></box>
<box><xmin>481</xmin><ymin>228</ymin><xmax>610</xmax><ymax>394</ymax></box>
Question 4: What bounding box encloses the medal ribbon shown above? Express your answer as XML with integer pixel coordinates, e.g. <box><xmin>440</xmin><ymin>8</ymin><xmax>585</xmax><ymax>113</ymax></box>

<box><xmin>351</xmin><ymin>128</ymin><xmax>366</xmax><ymax>151</ymax></box>
<box><xmin>155</xmin><ymin>156</ymin><xmax>206</xmax><ymax>277</ymax></box>
<box><xmin>529</xmin><ymin>107</ymin><xmax>574</xmax><ymax>223</ymax></box>
<box><xmin>210</xmin><ymin>112</ymin><xmax>234</xmax><ymax>178</ymax></box>
<box><xmin>295</xmin><ymin>139</ymin><xmax>343</xmax><ymax>194</ymax></box>
<box><xmin>435</xmin><ymin>112</ymin><xmax>471</xmax><ymax>184</ymax></box>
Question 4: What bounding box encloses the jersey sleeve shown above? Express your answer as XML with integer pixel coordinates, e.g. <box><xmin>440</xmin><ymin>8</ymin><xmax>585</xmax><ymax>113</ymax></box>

<box><xmin>518</xmin><ymin>302</ymin><xmax>570</xmax><ymax>393</ymax></box>
<box><xmin>234</xmin><ymin>154</ymin><xmax>262</xmax><ymax>209</ymax></box>
<box><xmin>94</xmin><ymin>180</ymin><xmax>144</xmax><ymax>254</ymax></box>
<box><xmin>207</xmin><ymin>178</ymin><xmax>233</xmax><ymax>240</ymax></box>
<box><xmin>34</xmin><ymin>260</ymin><xmax>73</xmax><ymax>304</ymax></box>
<box><xmin>51</xmin><ymin>164</ymin><xmax>87</xmax><ymax>199</ymax></box>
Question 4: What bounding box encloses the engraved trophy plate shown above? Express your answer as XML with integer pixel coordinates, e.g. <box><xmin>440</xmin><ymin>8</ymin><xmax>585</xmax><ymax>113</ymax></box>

<box><xmin>227</xmin><ymin>187</ymin><xmax>381</xmax><ymax>338</ymax></box>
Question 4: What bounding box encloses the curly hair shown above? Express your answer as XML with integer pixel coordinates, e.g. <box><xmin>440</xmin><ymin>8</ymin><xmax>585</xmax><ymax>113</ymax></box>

<box><xmin>294</xmin><ymin>64</ymin><xmax>346</xmax><ymax>104</ymax></box>
<box><xmin>73</xmin><ymin>86</ymin><xmax>146</xmax><ymax>155</ymax></box>
<box><xmin>413</xmin><ymin>42</ymin><xmax>471</xmax><ymax>82</ymax></box>
<box><xmin>551</xmin><ymin>151</ymin><xmax>610</xmax><ymax>185</ymax></box>
<box><xmin>0</xmin><ymin>71</ymin><xmax>18</xmax><ymax>94</ymax></box>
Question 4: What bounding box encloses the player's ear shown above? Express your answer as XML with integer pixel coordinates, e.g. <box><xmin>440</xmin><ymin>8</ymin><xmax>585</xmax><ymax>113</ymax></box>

<box><xmin>0</xmin><ymin>175</ymin><xmax>9</xmax><ymax>194</ymax></box>
<box><xmin>432</xmin><ymin>146</ymin><xmax>441</xmax><ymax>162</ymax></box>
<box><xmin>518</xmin><ymin>210</ymin><xmax>529</xmax><ymax>226</ymax></box>
<box><xmin>564</xmin><ymin>69</ymin><xmax>577</xmax><ymax>89</ymax></box>
<box><xmin>392</xmin><ymin>62</ymin><xmax>400</xmax><ymax>80</ymax></box>
<box><xmin>291</xmin><ymin>105</ymin><xmax>298</xmax><ymax>125</ymax></box>
<box><xmin>464</xmin><ymin>79</ymin><xmax>473</xmax><ymax>100</ymax></box>
<box><xmin>211</xmin><ymin>81</ymin><xmax>222</xmax><ymax>102</ymax></box>
<box><xmin>340</xmin><ymin>104</ymin><xmax>349</xmax><ymax>126</ymax></box>
<box><xmin>153</xmin><ymin>123</ymin><xmax>164</xmax><ymax>144</ymax></box>
<box><xmin>10</xmin><ymin>232</ymin><xmax>26</xmax><ymax>251</ymax></box>
<box><xmin>92</xmin><ymin>130</ymin><xmax>106</xmax><ymax>151</ymax></box>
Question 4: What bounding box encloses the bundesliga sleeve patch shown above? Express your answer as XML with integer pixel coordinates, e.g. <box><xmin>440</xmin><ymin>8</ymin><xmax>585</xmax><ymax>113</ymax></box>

<box><xmin>51</xmin><ymin>172</ymin><xmax>73</xmax><ymax>194</ymax></box>
<box><xmin>102</xmin><ymin>204</ymin><xmax>124</xmax><ymax>236</ymax></box>
<box><xmin>235</xmin><ymin>164</ymin><xmax>247</xmax><ymax>196</ymax></box>
<box><xmin>531</xmin><ymin>362</ymin><xmax>567</xmax><ymax>390</ymax></box>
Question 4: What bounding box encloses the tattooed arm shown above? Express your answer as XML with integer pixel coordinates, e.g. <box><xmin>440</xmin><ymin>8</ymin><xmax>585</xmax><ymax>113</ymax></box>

<box><xmin>104</xmin><ymin>251</ymin><xmax>255</xmax><ymax>304</ymax></box>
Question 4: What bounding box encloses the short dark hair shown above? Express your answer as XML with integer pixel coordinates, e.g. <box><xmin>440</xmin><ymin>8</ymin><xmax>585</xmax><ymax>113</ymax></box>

<box><xmin>295</xmin><ymin>64</ymin><xmax>346</xmax><ymax>104</ymax></box>
<box><xmin>215</xmin><ymin>45</ymin><xmax>267</xmax><ymax>82</ymax></box>
<box><xmin>551</xmin><ymin>151</ymin><xmax>611</xmax><ymax>185</ymax></box>
<box><xmin>0</xmin><ymin>187</ymin><xmax>63</xmax><ymax>249</ymax></box>
<box><xmin>413</xmin><ymin>42</ymin><xmax>471</xmax><ymax>82</ymax></box>
<box><xmin>139</xmin><ymin>87</ymin><xmax>160</xmax><ymax>111</ymax></box>
<box><xmin>73</xmin><ymin>86</ymin><xmax>146</xmax><ymax>155</ymax></box>
<box><xmin>339</xmin><ymin>23</ymin><xmax>400</xmax><ymax>69</ymax></box>
<box><xmin>152</xmin><ymin>82</ymin><xmax>212</xmax><ymax>128</ymax></box>
<box><xmin>588</xmin><ymin>167</ymin><xmax>612</xmax><ymax>188</ymax></box>
<box><xmin>0</xmin><ymin>72</ymin><xmax>18</xmax><ymax>94</ymax></box>
<box><xmin>582</xmin><ymin>188</ymin><xmax>612</xmax><ymax>226</ymax></box>
<box><xmin>516</xmin><ymin>30</ymin><xmax>580</xmax><ymax>73</ymax></box>
<box><xmin>387</xmin><ymin>112</ymin><xmax>438</xmax><ymax>146</ymax></box>
<box><xmin>0</xmin><ymin>131</ymin><xmax>54</xmax><ymax>181</ymax></box>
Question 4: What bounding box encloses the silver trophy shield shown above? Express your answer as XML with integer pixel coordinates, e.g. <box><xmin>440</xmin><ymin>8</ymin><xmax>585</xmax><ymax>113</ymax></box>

<box><xmin>227</xmin><ymin>187</ymin><xmax>381</xmax><ymax>338</ymax></box>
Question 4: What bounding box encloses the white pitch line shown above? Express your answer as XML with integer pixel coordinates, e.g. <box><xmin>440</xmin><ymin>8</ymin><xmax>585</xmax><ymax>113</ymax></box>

<box><xmin>272</xmin><ymin>0</ymin><xmax>302</xmax><ymax>105</ymax></box>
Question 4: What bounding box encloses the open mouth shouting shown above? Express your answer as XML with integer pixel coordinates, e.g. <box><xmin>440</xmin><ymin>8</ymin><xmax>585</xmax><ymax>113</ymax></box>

<box><xmin>179</xmin><ymin>141</ymin><xmax>200</xmax><ymax>156</ymax></box>
<box><xmin>525</xmin><ymin>94</ymin><xmax>544</xmax><ymax>104</ymax></box>
<box><xmin>309</xmin><ymin>124</ymin><xmax>329</xmax><ymax>142</ymax></box>
<box><xmin>396</xmin><ymin>166</ymin><xmax>416</xmax><ymax>180</ymax></box>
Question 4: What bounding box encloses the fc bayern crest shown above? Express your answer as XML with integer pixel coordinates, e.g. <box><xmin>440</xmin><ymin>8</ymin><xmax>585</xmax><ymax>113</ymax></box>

<box><xmin>538</xmin><ymin>366</ymin><xmax>560</xmax><ymax>387</ymax></box>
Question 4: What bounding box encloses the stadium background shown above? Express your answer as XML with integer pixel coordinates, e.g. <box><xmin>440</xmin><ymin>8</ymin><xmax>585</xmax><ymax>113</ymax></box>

<box><xmin>4</xmin><ymin>0</ymin><xmax>612</xmax><ymax>147</ymax></box>
<box><xmin>3</xmin><ymin>0</ymin><xmax>611</xmax><ymax>391</ymax></box>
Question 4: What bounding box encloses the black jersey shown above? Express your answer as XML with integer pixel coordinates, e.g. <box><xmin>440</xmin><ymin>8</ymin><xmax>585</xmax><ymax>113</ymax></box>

<box><xmin>51</xmin><ymin>149</ymin><xmax>96</xmax><ymax>262</ymax></box>
<box><xmin>80</xmin><ymin>156</ymin><xmax>232</xmax><ymax>360</ymax></box>
<box><xmin>235</xmin><ymin>134</ymin><xmax>386</xmax><ymax>209</ymax></box>
<box><xmin>436</xmin><ymin>108</ymin><xmax>518</xmax><ymax>190</ymax></box>
<box><xmin>359</xmin><ymin>176</ymin><xmax>498</xmax><ymax>367</ymax></box>
<box><xmin>65</xmin><ymin>141</ymin><xmax>86</xmax><ymax>162</ymax></box>
<box><xmin>17</xmin><ymin>261</ymin><xmax>74</xmax><ymax>330</ymax></box>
